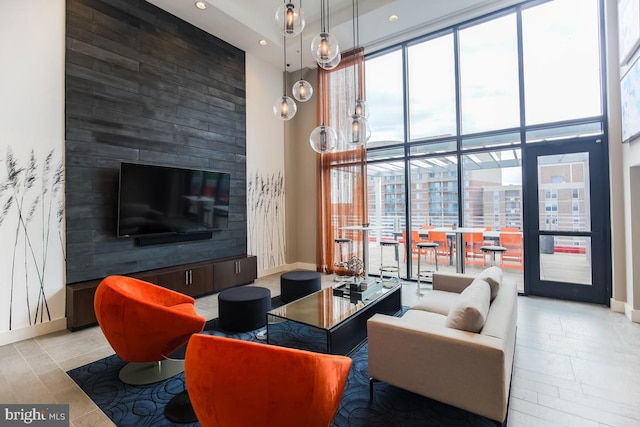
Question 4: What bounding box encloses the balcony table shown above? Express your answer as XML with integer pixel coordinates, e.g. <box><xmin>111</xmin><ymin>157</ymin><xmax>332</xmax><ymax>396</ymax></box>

<box><xmin>430</xmin><ymin>227</ymin><xmax>486</xmax><ymax>273</ymax></box>
<box><xmin>340</xmin><ymin>225</ymin><xmax>383</xmax><ymax>276</ymax></box>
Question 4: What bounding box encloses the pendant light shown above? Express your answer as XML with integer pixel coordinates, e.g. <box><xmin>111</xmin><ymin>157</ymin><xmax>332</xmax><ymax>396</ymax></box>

<box><xmin>311</xmin><ymin>0</ymin><xmax>340</xmax><ymax>66</ymax></box>
<box><xmin>292</xmin><ymin>1</ymin><xmax>313</xmax><ymax>103</ymax></box>
<box><xmin>310</xmin><ymin>76</ymin><xmax>337</xmax><ymax>153</ymax></box>
<box><xmin>348</xmin><ymin>0</ymin><xmax>370</xmax><ymax>145</ymax></box>
<box><xmin>319</xmin><ymin>51</ymin><xmax>341</xmax><ymax>71</ymax></box>
<box><xmin>273</xmin><ymin>32</ymin><xmax>297</xmax><ymax>120</ymax></box>
<box><xmin>275</xmin><ymin>2</ymin><xmax>305</xmax><ymax>37</ymax></box>
<box><xmin>352</xmin><ymin>0</ymin><xmax>368</xmax><ymax>119</ymax></box>
<box><xmin>310</xmin><ymin>123</ymin><xmax>338</xmax><ymax>153</ymax></box>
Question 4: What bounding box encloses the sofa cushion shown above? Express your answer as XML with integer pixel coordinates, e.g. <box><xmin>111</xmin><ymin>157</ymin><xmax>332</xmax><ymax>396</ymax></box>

<box><xmin>445</xmin><ymin>278</ymin><xmax>491</xmax><ymax>333</ymax></box>
<box><xmin>476</xmin><ymin>266</ymin><xmax>502</xmax><ymax>301</ymax></box>
<box><xmin>411</xmin><ymin>290</ymin><xmax>460</xmax><ymax>316</ymax></box>
<box><xmin>401</xmin><ymin>308</ymin><xmax>448</xmax><ymax>327</ymax></box>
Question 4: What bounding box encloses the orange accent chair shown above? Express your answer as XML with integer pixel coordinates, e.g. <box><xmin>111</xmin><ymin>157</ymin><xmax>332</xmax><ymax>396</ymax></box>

<box><xmin>464</xmin><ymin>231</ymin><xmax>485</xmax><ymax>266</ymax></box>
<box><xmin>500</xmin><ymin>232</ymin><xmax>524</xmax><ymax>270</ymax></box>
<box><xmin>94</xmin><ymin>275</ymin><xmax>206</xmax><ymax>385</ymax></box>
<box><xmin>428</xmin><ymin>231</ymin><xmax>451</xmax><ymax>264</ymax></box>
<box><xmin>185</xmin><ymin>334</ymin><xmax>352</xmax><ymax>427</ymax></box>
<box><xmin>402</xmin><ymin>230</ymin><xmax>422</xmax><ymax>261</ymax></box>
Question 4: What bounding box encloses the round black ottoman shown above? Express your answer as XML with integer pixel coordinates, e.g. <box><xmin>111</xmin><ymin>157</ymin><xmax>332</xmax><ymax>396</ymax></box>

<box><xmin>280</xmin><ymin>270</ymin><xmax>322</xmax><ymax>304</ymax></box>
<box><xmin>218</xmin><ymin>286</ymin><xmax>271</xmax><ymax>332</ymax></box>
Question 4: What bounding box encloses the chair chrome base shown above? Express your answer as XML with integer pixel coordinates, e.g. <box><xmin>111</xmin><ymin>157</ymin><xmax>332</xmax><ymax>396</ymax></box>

<box><xmin>119</xmin><ymin>359</ymin><xmax>185</xmax><ymax>385</ymax></box>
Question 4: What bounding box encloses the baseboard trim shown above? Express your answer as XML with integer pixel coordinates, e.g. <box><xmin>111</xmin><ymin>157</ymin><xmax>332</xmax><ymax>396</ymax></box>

<box><xmin>624</xmin><ymin>304</ymin><xmax>640</xmax><ymax>323</ymax></box>
<box><xmin>288</xmin><ymin>262</ymin><xmax>318</xmax><ymax>271</ymax></box>
<box><xmin>257</xmin><ymin>262</ymin><xmax>318</xmax><ymax>279</ymax></box>
<box><xmin>258</xmin><ymin>265</ymin><xmax>289</xmax><ymax>278</ymax></box>
<box><xmin>0</xmin><ymin>317</ymin><xmax>67</xmax><ymax>346</ymax></box>
<box><xmin>610</xmin><ymin>298</ymin><xmax>626</xmax><ymax>313</ymax></box>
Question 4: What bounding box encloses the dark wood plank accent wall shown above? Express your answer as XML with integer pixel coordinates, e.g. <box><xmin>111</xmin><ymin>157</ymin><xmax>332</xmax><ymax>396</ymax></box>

<box><xmin>65</xmin><ymin>0</ymin><xmax>247</xmax><ymax>283</ymax></box>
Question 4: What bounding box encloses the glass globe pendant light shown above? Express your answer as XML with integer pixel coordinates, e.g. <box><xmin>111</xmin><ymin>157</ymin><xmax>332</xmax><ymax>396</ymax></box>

<box><xmin>310</xmin><ymin>124</ymin><xmax>337</xmax><ymax>153</ymax></box>
<box><xmin>274</xmin><ymin>95</ymin><xmax>297</xmax><ymax>120</ymax></box>
<box><xmin>354</xmin><ymin>98</ymin><xmax>369</xmax><ymax>118</ymax></box>
<box><xmin>348</xmin><ymin>0</ymin><xmax>370</xmax><ymax>145</ymax></box>
<box><xmin>273</xmin><ymin>31</ymin><xmax>297</xmax><ymax>120</ymax></box>
<box><xmin>275</xmin><ymin>2</ymin><xmax>305</xmax><ymax>37</ymax></box>
<box><xmin>310</xmin><ymin>70</ymin><xmax>337</xmax><ymax>153</ymax></box>
<box><xmin>319</xmin><ymin>51</ymin><xmax>341</xmax><ymax>71</ymax></box>
<box><xmin>311</xmin><ymin>0</ymin><xmax>340</xmax><ymax>65</ymax></box>
<box><xmin>292</xmin><ymin>13</ymin><xmax>313</xmax><ymax>103</ymax></box>
<box><xmin>311</xmin><ymin>33</ymin><xmax>339</xmax><ymax>65</ymax></box>
<box><xmin>292</xmin><ymin>80</ymin><xmax>312</xmax><ymax>102</ymax></box>
<box><xmin>350</xmin><ymin>113</ymin><xmax>371</xmax><ymax>144</ymax></box>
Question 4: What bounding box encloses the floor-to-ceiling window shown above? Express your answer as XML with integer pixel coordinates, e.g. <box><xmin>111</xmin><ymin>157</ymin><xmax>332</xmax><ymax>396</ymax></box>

<box><xmin>365</xmin><ymin>0</ymin><xmax>609</xmax><ymax>301</ymax></box>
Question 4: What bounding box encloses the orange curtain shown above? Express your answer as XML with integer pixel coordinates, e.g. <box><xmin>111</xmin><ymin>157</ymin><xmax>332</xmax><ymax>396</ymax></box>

<box><xmin>316</xmin><ymin>49</ymin><xmax>367</xmax><ymax>275</ymax></box>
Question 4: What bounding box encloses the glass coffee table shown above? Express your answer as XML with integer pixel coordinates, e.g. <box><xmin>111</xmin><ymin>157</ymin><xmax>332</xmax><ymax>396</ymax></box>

<box><xmin>266</xmin><ymin>280</ymin><xmax>401</xmax><ymax>355</ymax></box>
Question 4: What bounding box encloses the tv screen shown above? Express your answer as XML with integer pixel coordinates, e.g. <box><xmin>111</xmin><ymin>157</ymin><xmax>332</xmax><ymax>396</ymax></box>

<box><xmin>117</xmin><ymin>162</ymin><xmax>230</xmax><ymax>237</ymax></box>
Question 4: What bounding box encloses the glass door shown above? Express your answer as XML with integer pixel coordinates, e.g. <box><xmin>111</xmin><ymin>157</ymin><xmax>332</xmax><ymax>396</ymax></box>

<box><xmin>461</xmin><ymin>149</ymin><xmax>524</xmax><ymax>292</ymax></box>
<box><xmin>367</xmin><ymin>160</ymin><xmax>407</xmax><ymax>279</ymax></box>
<box><xmin>524</xmin><ymin>138</ymin><xmax>610</xmax><ymax>304</ymax></box>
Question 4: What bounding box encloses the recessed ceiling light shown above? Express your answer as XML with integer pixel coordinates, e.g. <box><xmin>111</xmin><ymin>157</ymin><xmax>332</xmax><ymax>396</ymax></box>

<box><xmin>259</xmin><ymin>39</ymin><xmax>268</xmax><ymax>46</ymax></box>
<box><xmin>195</xmin><ymin>1</ymin><xmax>207</xmax><ymax>10</ymax></box>
<box><xmin>389</xmin><ymin>15</ymin><xmax>399</xmax><ymax>22</ymax></box>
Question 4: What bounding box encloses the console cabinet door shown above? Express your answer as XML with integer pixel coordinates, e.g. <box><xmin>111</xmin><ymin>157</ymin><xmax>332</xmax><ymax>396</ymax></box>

<box><xmin>237</xmin><ymin>256</ymin><xmax>257</xmax><ymax>284</ymax></box>
<box><xmin>66</xmin><ymin>281</ymin><xmax>100</xmax><ymax>331</ymax></box>
<box><xmin>213</xmin><ymin>256</ymin><xmax>257</xmax><ymax>291</ymax></box>
<box><xmin>157</xmin><ymin>265</ymin><xmax>213</xmax><ymax>297</ymax></box>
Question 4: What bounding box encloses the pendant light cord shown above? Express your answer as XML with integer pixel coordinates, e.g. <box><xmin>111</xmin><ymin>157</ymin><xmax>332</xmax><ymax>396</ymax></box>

<box><xmin>352</xmin><ymin>0</ymin><xmax>357</xmax><ymax>110</ymax></box>
<box><xmin>326</xmin><ymin>0</ymin><xmax>330</xmax><ymax>32</ymax></box>
<box><xmin>283</xmin><ymin>33</ymin><xmax>287</xmax><ymax>95</ymax></box>
<box><xmin>299</xmin><ymin>0</ymin><xmax>303</xmax><ymax>81</ymax></box>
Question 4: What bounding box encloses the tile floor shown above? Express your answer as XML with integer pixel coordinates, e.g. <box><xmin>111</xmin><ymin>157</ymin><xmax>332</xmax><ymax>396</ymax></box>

<box><xmin>1</xmin><ymin>272</ymin><xmax>639</xmax><ymax>427</ymax></box>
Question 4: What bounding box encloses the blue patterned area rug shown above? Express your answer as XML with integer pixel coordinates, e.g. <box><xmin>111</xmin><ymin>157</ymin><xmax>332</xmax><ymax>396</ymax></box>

<box><xmin>67</xmin><ymin>314</ymin><xmax>497</xmax><ymax>426</ymax></box>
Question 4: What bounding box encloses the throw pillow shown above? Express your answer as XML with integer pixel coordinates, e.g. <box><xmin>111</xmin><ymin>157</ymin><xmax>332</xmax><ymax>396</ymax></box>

<box><xmin>445</xmin><ymin>278</ymin><xmax>491</xmax><ymax>333</ymax></box>
<box><xmin>477</xmin><ymin>266</ymin><xmax>502</xmax><ymax>301</ymax></box>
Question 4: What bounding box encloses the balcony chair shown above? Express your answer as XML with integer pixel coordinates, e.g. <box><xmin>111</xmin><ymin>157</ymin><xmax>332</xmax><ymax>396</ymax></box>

<box><xmin>464</xmin><ymin>231</ymin><xmax>485</xmax><ymax>267</ymax></box>
<box><xmin>499</xmin><ymin>232</ymin><xmax>523</xmax><ymax>270</ymax></box>
<box><xmin>427</xmin><ymin>231</ymin><xmax>451</xmax><ymax>265</ymax></box>
<box><xmin>184</xmin><ymin>334</ymin><xmax>352</xmax><ymax>427</ymax></box>
<box><xmin>402</xmin><ymin>229</ymin><xmax>422</xmax><ymax>261</ymax></box>
<box><xmin>94</xmin><ymin>275</ymin><xmax>206</xmax><ymax>385</ymax></box>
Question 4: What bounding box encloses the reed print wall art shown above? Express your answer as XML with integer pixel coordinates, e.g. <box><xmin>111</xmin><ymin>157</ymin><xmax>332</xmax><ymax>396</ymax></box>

<box><xmin>0</xmin><ymin>147</ymin><xmax>64</xmax><ymax>331</ymax></box>
<box><xmin>247</xmin><ymin>171</ymin><xmax>285</xmax><ymax>271</ymax></box>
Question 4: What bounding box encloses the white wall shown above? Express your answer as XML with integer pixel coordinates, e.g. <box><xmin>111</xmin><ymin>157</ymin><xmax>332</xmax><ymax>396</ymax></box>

<box><xmin>245</xmin><ymin>53</ymin><xmax>288</xmax><ymax>276</ymax></box>
<box><xmin>0</xmin><ymin>0</ymin><xmax>66</xmax><ymax>345</ymax></box>
<box><xmin>609</xmin><ymin>0</ymin><xmax>640</xmax><ymax>322</ymax></box>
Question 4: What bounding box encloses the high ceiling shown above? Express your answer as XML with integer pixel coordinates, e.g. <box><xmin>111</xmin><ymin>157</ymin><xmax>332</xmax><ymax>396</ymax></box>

<box><xmin>146</xmin><ymin>0</ymin><xmax>524</xmax><ymax>71</ymax></box>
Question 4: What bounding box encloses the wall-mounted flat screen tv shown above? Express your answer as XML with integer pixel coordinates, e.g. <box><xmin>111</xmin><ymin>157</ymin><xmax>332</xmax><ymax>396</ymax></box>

<box><xmin>117</xmin><ymin>162</ymin><xmax>230</xmax><ymax>238</ymax></box>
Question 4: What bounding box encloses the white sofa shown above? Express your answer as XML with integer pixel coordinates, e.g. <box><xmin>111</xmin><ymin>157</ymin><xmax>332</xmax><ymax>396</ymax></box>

<box><xmin>367</xmin><ymin>267</ymin><xmax>517</xmax><ymax>424</ymax></box>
